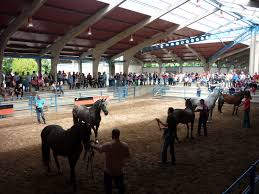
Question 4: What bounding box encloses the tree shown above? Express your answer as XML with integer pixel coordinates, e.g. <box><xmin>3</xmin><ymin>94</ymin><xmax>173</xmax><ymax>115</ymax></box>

<box><xmin>42</xmin><ymin>59</ymin><xmax>51</xmax><ymax>74</ymax></box>
<box><xmin>3</xmin><ymin>58</ymin><xmax>13</xmax><ymax>73</ymax></box>
<box><xmin>12</xmin><ymin>58</ymin><xmax>38</xmax><ymax>75</ymax></box>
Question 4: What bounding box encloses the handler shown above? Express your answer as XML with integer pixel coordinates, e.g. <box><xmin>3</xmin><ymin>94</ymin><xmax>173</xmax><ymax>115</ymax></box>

<box><xmin>156</xmin><ymin>107</ymin><xmax>177</xmax><ymax>165</ymax></box>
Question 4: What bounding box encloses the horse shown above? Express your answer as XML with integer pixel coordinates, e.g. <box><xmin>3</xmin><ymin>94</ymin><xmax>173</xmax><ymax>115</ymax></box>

<box><xmin>41</xmin><ymin>122</ymin><xmax>92</xmax><ymax>191</ymax></box>
<box><xmin>0</xmin><ymin>86</ymin><xmax>14</xmax><ymax>101</ymax></box>
<box><xmin>190</xmin><ymin>88</ymin><xmax>220</xmax><ymax>120</ymax></box>
<box><xmin>173</xmin><ymin>98</ymin><xmax>195</xmax><ymax>140</ymax></box>
<box><xmin>72</xmin><ymin>99</ymin><xmax>109</xmax><ymax>141</ymax></box>
<box><xmin>218</xmin><ymin>90</ymin><xmax>248</xmax><ymax>115</ymax></box>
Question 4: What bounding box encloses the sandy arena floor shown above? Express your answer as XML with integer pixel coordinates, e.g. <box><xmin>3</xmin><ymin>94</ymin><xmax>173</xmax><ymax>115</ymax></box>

<box><xmin>0</xmin><ymin>96</ymin><xmax>259</xmax><ymax>194</ymax></box>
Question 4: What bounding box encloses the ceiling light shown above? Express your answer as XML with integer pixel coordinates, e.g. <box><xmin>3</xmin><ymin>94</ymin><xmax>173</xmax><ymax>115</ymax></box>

<box><xmin>129</xmin><ymin>34</ymin><xmax>134</xmax><ymax>42</ymax></box>
<box><xmin>87</xmin><ymin>27</ymin><xmax>92</xmax><ymax>36</ymax></box>
<box><xmin>27</xmin><ymin>17</ymin><xmax>33</xmax><ymax>28</ymax></box>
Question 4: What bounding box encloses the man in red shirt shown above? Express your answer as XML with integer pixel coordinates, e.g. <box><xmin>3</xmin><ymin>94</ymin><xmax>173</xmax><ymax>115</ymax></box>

<box><xmin>91</xmin><ymin>129</ymin><xmax>130</xmax><ymax>194</ymax></box>
<box><xmin>242</xmin><ymin>92</ymin><xmax>251</xmax><ymax>128</ymax></box>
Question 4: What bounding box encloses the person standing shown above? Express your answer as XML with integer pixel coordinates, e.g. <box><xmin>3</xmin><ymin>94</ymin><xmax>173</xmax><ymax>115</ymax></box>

<box><xmin>34</xmin><ymin>94</ymin><xmax>46</xmax><ymax>124</ymax></box>
<box><xmin>195</xmin><ymin>99</ymin><xmax>209</xmax><ymax>136</ymax></box>
<box><xmin>91</xmin><ymin>129</ymin><xmax>130</xmax><ymax>194</ymax></box>
<box><xmin>242</xmin><ymin>92</ymin><xmax>251</xmax><ymax>128</ymax></box>
<box><xmin>15</xmin><ymin>84</ymin><xmax>23</xmax><ymax>99</ymax></box>
<box><xmin>156</xmin><ymin>107</ymin><xmax>177</xmax><ymax>165</ymax></box>
<box><xmin>196</xmin><ymin>86</ymin><xmax>201</xmax><ymax>97</ymax></box>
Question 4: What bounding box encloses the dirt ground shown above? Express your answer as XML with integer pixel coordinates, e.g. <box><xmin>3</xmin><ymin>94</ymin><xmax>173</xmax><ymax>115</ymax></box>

<box><xmin>0</xmin><ymin>96</ymin><xmax>259</xmax><ymax>194</ymax></box>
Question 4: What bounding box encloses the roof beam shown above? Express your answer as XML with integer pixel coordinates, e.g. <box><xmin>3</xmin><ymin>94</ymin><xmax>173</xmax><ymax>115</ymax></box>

<box><xmin>39</xmin><ymin>0</ymin><xmax>126</xmax><ymax>56</ymax></box>
<box><xmin>111</xmin><ymin>7</ymin><xmax>218</xmax><ymax>61</ymax></box>
<box><xmin>217</xmin><ymin>47</ymin><xmax>249</xmax><ymax>60</ymax></box>
<box><xmin>80</xmin><ymin>0</ymin><xmax>190</xmax><ymax>59</ymax></box>
<box><xmin>0</xmin><ymin>0</ymin><xmax>47</xmax><ymax>39</ymax></box>
<box><xmin>161</xmin><ymin>48</ymin><xmax>182</xmax><ymax>63</ymax></box>
<box><xmin>185</xmin><ymin>45</ymin><xmax>206</xmax><ymax>64</ymax></box>
<box><xmin>208</xmin><ymin>29</ymin><xmax>251</xmax><ymax>64</ymax></box>
<box><xmin>0</xmin><ymin>0</ymin><xmax>47</xmax><ymax>84</ymax></box>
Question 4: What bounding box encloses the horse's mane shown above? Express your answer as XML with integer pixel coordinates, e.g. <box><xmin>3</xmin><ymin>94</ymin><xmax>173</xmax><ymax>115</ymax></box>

<box><xmin>92</xmin><ymin>99</ymin><xmax>103</xmax><ymax>108</ymax></box>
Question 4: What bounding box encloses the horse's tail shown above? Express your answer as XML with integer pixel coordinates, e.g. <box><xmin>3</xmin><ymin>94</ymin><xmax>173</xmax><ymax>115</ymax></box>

<box><xmin>41</xmin><ymin>127</ymin><xmax>51</xmax><ymax>167</ymax></box>
<box><xmin>218</xmin><ymin>95</ymin><xmax>224</xmax><ymax>113</ymax></box>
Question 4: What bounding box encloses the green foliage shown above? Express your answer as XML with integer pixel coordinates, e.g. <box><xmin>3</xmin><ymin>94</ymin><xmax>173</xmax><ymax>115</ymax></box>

<box><xmin>162</xmin><ymin>63</ymin><xmax>180</xmax><ymax>67</ymax></box>
<box><xmin>143</xmin><ymin>63</ymin><xmax>159</xmax><ymax>68</ymax></box>
<box><xmin>3</xmin><ymin>58</ymin><xmax>13</xmax><ymax>73</ymax></box>
<box><xmin>12</xmin><ymin>58</ymin><xmax>38</xmax><ymax>75</ymax></box>
<box><xmin>42</xmin><ymin>59</ymin><xmax>51</xmax><ymax>74</ymax></box>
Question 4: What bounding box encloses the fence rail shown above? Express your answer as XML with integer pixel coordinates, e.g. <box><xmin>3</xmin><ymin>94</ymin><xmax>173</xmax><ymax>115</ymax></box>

<box><xmin>222</xmin><ymin>160</ymin><xmax>259</xmax><ymax>194</ymax></box>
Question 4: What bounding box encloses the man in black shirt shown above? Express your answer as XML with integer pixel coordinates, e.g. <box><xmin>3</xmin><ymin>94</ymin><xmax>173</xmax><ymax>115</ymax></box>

<box><xmin>156</xmin><ymin>107</ymin><xmax>177</xmax><ymax>165</ymax></box>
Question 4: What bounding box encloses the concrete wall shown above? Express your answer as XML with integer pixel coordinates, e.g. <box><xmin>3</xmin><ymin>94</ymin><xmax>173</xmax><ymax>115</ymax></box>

<box><xmin>142</xmin><ymin>67</ymin><xmax>228</xmax><ymax>74</ymax></box>
<box><xmin>58</xmin><ymin>63</ymin><xmax>228</xmax><ymax>75</ymax></box>
<box><xmin>57</xmin><ymin>61</ymin><xmax>109</xmax><ymax>75</ymax></box>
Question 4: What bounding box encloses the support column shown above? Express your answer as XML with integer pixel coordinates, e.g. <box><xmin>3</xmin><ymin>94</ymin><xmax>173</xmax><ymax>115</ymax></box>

<box><xmin>51</xmin><ymin>54</ymin><xmax>59</xmax><ymax>82</ymax></box>
<box><xmin>249</xmin><ymin>28</ymin><xmax>256</xmax><ymax>75</ymax></box>
<box><xmin>158</xmin><ymin>62</ymin><xmax>163</xmax><ymax>74</ymax></box>
<box><xmin>0</xmin><ymin>39</ymin><xmax>8</xmax><ymax>84</ymax></box>
<box><xmin>92</xmin><ymin>56</ymin><xmax>100</xmax><ymax>77</ymax></box>
<box><xmin>179</xmin><ymin>62</ymin><xmax>183</xmax><ymax>73</ymax></box>
<box><xmin>203</xmin><ymin>63</ymin><xmax>211</xmax><ymax>73</ymax></box>
<box><xmin>109</xmin><ymin>61</ymin><xmax>115</xmax><ymax>76</ymax></box>
<box><xmin>123</xmin><ymin>59</ymin><xmax>130</xmax><ymax>75</ymax></box>
<box><xmin>0</xmin><ymin>45</ymin><xmax>5</xmax><ymax>85</ymax></box>
<box><xmin>78</xmin><ymin>59</ymin><xmax>82</xmax><ymax>73</ymax></box>
<box><xmin>36</xmin><ymin>58</ymin><xmax>42</xmax><ymax>76</ymax></box>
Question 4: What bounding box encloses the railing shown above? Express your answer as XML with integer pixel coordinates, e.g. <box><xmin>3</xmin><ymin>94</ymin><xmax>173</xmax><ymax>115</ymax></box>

<box><xmin>113</xmin><ymin>86</ymin><xmax>136</xmax><ymax>101</ymax></box>
<box><xmin>222</xmin><ymin>160</ymin><xmax>259</xmax><ymax>194</ymax></box>
<box><xmin>152</xmin><ymin>85</ymin><xmax>166</xmax><ymax>96</ymax></box>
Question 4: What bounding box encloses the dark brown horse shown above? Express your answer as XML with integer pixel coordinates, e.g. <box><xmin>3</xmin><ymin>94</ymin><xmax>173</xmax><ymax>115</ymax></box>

<box><xmin>72</xmin><ymin>99</ymin><xmax>108</xmax><ymax>141</ymax></box>
<box><xmin>218</xmin><ymin>90</ymin><xmax>248</xmax><ymax>115</ymax></box>
<box><xmin>173</xmin><ymin>98</ymin><xmax>195</xmax><ymax>140</ymax></box>
<box><xmin>41</xmin><ymin>123</ymin><xmax>92</xmax><ymax>191</ymax></box>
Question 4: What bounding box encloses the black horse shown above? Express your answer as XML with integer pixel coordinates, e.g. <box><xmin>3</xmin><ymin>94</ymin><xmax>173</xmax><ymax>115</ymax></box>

<box><xmin>41</xmin><ymin>123</ymin><xmax>91</xmax><ymax>191</ymax></box>
<box><xmin>173</xmin><ymin>98</ymin><xmax>195</xmax><ymax>140</ymax></box>
<box><xmin>72</xmin><ymin>99</ymin><xmax>109</xmax><ymax>141</ymax></box>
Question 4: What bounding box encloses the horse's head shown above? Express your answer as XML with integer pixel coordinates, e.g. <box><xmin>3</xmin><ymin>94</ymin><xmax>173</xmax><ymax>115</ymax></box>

<box><xmin>184</xmin><ymin>98</ymin><xmax>194</xmax><ymax>111</ymax></box>
<box><xmin>96</xmin><ymin>99</ymin><xmax>109</xmax><ymax>115</ymax></box>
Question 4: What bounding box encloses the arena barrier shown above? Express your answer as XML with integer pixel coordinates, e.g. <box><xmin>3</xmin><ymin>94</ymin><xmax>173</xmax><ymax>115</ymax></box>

<box><xmin>74</xmin><ymin>96</ymin><xmax>109</xmax><ymax>106</ymax></box>
<box><xmin>0</xmin><ymin>104</ymin><xmax>14</xmax><ymax>118</ymax></box>
<box><xmin>222</xmin><ymin>160</ymin><xmax>259</xmax><ymax>194</ymax></box>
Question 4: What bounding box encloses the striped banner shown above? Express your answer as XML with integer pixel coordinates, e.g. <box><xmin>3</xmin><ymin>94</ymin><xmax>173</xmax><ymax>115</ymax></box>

<box><xmin>0</xmin><ymin>104</ymin><xmax>14</xmax><ymax>115</ymax></box>
<box><xmin>74</xmin><ymin>96</ymin><xmax>109</xmax><ymax>106</ymax></box>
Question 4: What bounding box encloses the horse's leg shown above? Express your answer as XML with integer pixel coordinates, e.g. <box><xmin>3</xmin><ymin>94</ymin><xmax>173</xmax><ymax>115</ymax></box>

<box><xmin>53</xmin><ymin>152</ymin><xmax>62</xmax><ymax>175</ymax></box>
<box><xmin>94</xmin><ymin>123</ymin><xmax>100</xmax><ymax>142</ymax></box>
<box><xmin>191</xmin><ymin>121</ymin><xmax>194</xmax><ymax>139</ymax></box>
<box><xmin>69</xmin><ymin>156</ymin><xmax>79</xmax><ymax>191</ymax></box>
<box><xmin>186</xmin><ymin>123</ymin><xmax>189</xmax><ymax>139</ymax></box>
<box><xmin>236</xmin><ymin>106</ymin><xmax>239</xmax><ymax>116</ymax></box>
